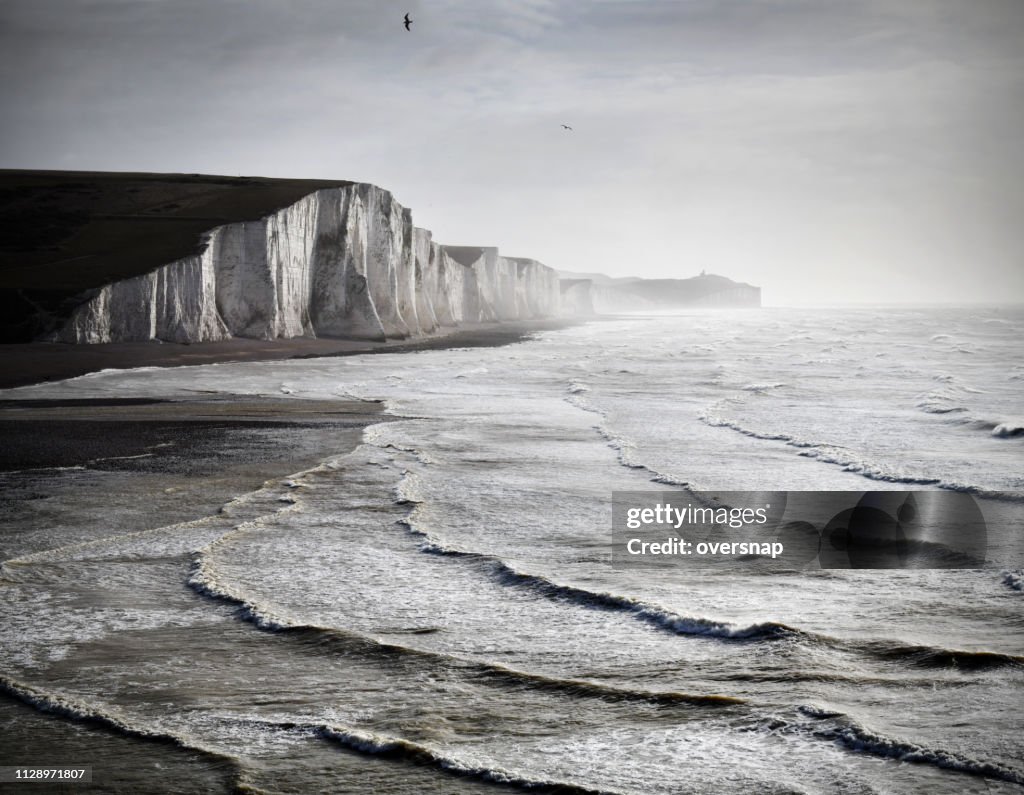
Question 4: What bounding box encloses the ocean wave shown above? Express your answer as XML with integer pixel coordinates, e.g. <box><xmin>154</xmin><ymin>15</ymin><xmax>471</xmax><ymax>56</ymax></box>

<box><xmin>919</xmin><ymin>405</ymin><xmax>969</xmax><ymax>415</ymax></box>
<box><xmin>795</xmin><ymin>706</ymin><xmax>1024</xmax><ymax>786</ymax></box>
<box><xmin>0</xmin><ymin>674</ymin><xmax>242</xmax><ymax>780</ymax></box>
<box><xmin>991</xmin><ymin>421</ymin><xmax>1024</xmax><ymax>439</ymax></box>
<box><xmin>3</xmin><ymin>511</ymin><xmax>252</xmax><ymax>571</ymax></box>
<box><xmin>441</xmin><ymin>543</ymin><xmax>1024</xmax><ymax>670</ymax></box>
<box><xmin>914</xmin><ymin>382</ymin><xmax>1019</xmax><ymax>442</ymax></box>
<box><xmin>0</xmin><ymin>465</ymin><xmax>88</xmax><ymax>475</ymax></box>
<box><xmin>563</xmin><ymin>386</ymin><xmax>647</xmax><ymax>471</ymax></box>
<box><xmin>188</xmin><ymin>539</ymin><xmax>296</xmax><ymax>632</ymax></box>
<box><xmin>189</xmin><ymin>547</ymin><xmax>741</xmax><ymax>709</ymax></box>
<box><xmin>395</xmin><ymin>469</ymin><xmax>1023</xmax><ymax>672</ymax></box>
<box><xmin>1</xmin><ymin>458</ymin><xmax>323</xmax><ymax>570</ymax></box>
<box><xmin>3</xmin><ymin>671</ymin><xmax>621</xmax><ymax>795</ymax></box>
<box><xmin>318</xmin><ymin>725</ymin><xmax>619</xmax><ymax>795</ymax></box>
<box><xmin>399</xmin><ymin>518</ymin><xmax>798</xmax><ymax>644</ymax></box>
<box><xmin>455</xmin><ymin>366</ymin><xmax>489</xmax><ymax>379</ymax></box>
<box><xmin>218</xmin><ymin>714</ymin><xmax>624</xmax><ymax>795</ymax></box>
<box><xmin>845</xmin><ymin>641</ymin><xmax>1024</xmax><ymax>671</ymax></box>
<box><xmin>699</xmin><ymin>410</ymin><xmax>1024</xmax><ymax>501</ymax></box>
<box><xmin>563</xmin><ymin>382</ymin><xmax>691</xmax><ymax>485</ymax></box>
<box><xmin>363</xmin><ymin>423</ymin><xmax>437</xmax><ymax>464</ymax></box>
<box><xmin>711</xmin><ymin>670</ymin><xmax>974</xmax><ymax>688</ymax></box>
<box><xmin>485</xmin><ymin>556</ymin><xmax>797</xmax><ymax>642</ymax></box>
<box><xmin>383</xmin><ymin>424</ymin><xmax>1022</xmax><ymax>682</ymax></box>
<box><xmin>916</xmin><ymin>392</ymin><xmax>969</xmax><ymax>415</ymax></box>
<box><xmin>959</xmin><ymin>415</ymin><xmax>1024</xmax><ymax>440</ymax></box>
<box><xmin>1001</xmin><ymin>570</ymin><xmax>1023</xmax><ymax>592</ymax></box>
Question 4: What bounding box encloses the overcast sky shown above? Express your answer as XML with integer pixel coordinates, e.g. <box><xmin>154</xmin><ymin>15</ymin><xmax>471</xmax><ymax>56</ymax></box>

<box><xmin>2</xmin><ymin>0</ymin><xmax>1022</xmax><ymax>304</ymax></box>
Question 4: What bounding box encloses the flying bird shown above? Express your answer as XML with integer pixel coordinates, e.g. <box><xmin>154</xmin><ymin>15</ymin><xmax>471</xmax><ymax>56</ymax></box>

<box><xmin>403</xmin><ymin>13</ymin><xmax>412</xmax><ymax>31</ymax></box>
<box><xmin>561</xmin><ymin>124</ymin><xmax>573</xmax><ymax>131</ymax></box>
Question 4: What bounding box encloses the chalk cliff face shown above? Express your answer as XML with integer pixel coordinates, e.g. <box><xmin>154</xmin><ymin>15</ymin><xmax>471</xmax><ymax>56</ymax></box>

<box><xmin>511</xmin><ymin>258</ymin><xmax>561</xmax><ymax>319</ymax></box>
<box><xmin>50</xmin><ymin>184</ymin><xmax>562</xmax><ymax>344</ymax></box>
<box><xmin>559</xmin><ymin>279</ymin><xmax>657</xmax><ymax>316</ymax></box>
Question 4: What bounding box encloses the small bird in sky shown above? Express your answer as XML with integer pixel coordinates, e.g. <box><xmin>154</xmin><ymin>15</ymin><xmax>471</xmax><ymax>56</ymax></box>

<box><xmin>561</xmin><ymin>124</ymin><xmax>573</xmax><ymax>131</ymax></box>
<box><xmin>403</xmin><ymin>13</ymin><xmax>413</xmax><ymax>31</ymax></box>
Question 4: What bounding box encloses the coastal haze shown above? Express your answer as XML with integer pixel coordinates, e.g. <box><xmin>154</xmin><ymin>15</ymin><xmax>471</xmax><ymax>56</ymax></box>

<box><xmin>2</xmin><ymin>0</ymin><xmax>1023</xmax><ymax>304</ymax></box>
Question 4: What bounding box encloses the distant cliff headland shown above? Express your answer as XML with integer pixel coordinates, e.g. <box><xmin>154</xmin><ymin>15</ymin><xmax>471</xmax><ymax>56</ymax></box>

<box><xmin>560</xmin><ymin>270</ymin><xmax>761</xmax><ymax>315</ymax></box>
<box><xmin>0</xmin><ymin>170</ymin><xmax>759</xmax><ymax>347</ymax></box>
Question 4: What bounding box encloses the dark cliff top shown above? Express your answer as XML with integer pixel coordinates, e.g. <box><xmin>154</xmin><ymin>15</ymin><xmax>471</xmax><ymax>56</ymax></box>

<box><xmin>0</xmin><ymin>170</ymin><xmax>355</xmax><ymax>291</ymax></box>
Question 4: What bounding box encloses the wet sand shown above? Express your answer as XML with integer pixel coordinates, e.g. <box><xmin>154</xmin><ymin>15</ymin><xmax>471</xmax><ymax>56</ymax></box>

<box><xmin>0</xmin><ymin>395</ymin><xmax>388</xmax><ymax>564</ymax></box>
<box><xmin>0</xmin><ymin>319</ymin><xmax>578</xmax><ymax>390</ymax></box>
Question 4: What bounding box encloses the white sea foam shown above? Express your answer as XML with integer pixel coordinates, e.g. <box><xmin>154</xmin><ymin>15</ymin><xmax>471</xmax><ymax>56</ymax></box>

<box><xmin>991</xmin><ymin>420</ymin><xmax>1024</xmax><ymax>439</ymax></box>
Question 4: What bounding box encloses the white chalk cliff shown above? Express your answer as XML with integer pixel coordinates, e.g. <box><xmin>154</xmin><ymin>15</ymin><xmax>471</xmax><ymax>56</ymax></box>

<box><xmin>50</xmin><ymin>184</ymin><xmax>562</xmax><ymax>344</ymax></box>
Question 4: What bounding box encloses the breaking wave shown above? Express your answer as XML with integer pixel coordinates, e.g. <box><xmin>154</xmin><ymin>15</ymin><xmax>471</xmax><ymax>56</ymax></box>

<box><xmin>392</xmin><ymin>437</ymin><xmax>1024</xmax><ymax>673</ymax></box>
<box><xmin>564</xmin><ymin>381</ymin><xmax>688</xmax><ymax>484</ymax></box>
<box><xmin>221</xmin><ymin>716</ymin><xmax>623</xmax><ymax>795</ymax></box>
<box><xmin>0</xmin><ymin>674</ymin><xmax>242</xmax><ymax>781</ymax></box>
<box><xmin>991</xmin><ymin>421</ymin><xmax>1024</xmax><ymax>439</ymax></box>
<box><xmin>188</xmin><ymin>542</ymin><xmax>742</xmax><ymax>709</ymax></box>
<box><xmin>698</xmin><ymin>409</ymin><xmax>1024</xmax><ymax>501</ymax></box>
<box><xmin>796</xmin><ymin>706</ymin><xmax>1024</xmax><ymax>786</ymax></box>
<box><xmin>318</xmin><ymin>725</ymin><xmax>619</xmax><ymax>795</ymax></box>
<box><xmin>1001</xmin><ymin>570</ymin><xmax>1024</xmax><ymax>592</ymax></box>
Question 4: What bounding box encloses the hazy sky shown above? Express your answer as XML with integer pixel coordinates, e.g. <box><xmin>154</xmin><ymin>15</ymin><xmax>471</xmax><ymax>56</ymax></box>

<box><xmin>2</xmin><ymin>0</ymin><xmax>1022</xmax><ymax>304</ymax></box>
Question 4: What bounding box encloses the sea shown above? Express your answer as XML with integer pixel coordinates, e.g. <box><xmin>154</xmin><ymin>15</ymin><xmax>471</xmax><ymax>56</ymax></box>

<box><xmin>1</xmin><ymin>306</ymin><xmax>1022</xmax><ymax>794</ymax></box>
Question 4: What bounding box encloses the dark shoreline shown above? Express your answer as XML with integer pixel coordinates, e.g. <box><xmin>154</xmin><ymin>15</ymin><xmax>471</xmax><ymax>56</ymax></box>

<box><xmin>0</xmin><ymin>394</ymin><xmax>387</xmax><ymax>785</ymax></box>
<box><xmin>0</xmin><ymin>395</ymin><xmax>388</xmax><ymax>566</ymax></box>
<box><xmin>0</xmin><ymin>318</ymin><xmax>581</xmax><ymax>390</ymax></box>
<box><xmin>0</xmin><ymin>396</ymin><xmax>385</xmax><ymax>472</ymax></box>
